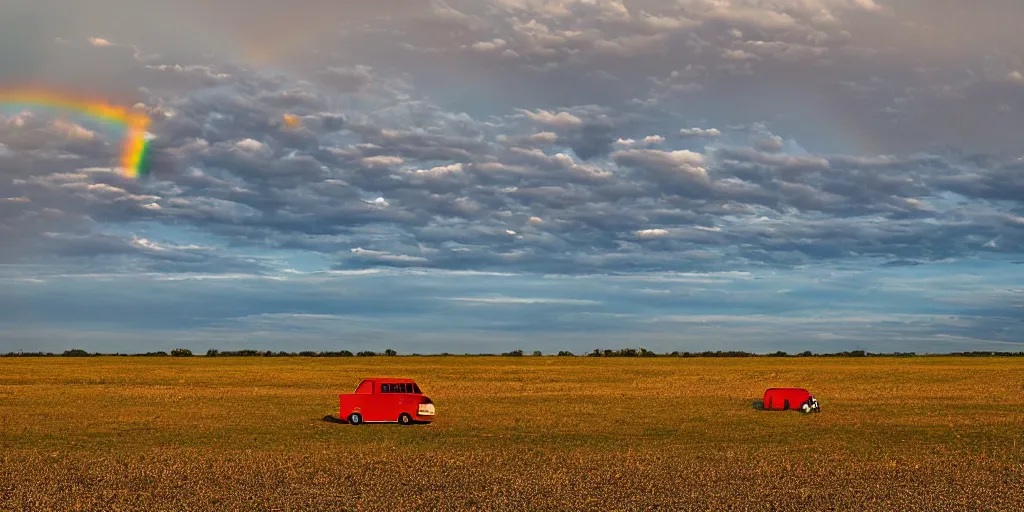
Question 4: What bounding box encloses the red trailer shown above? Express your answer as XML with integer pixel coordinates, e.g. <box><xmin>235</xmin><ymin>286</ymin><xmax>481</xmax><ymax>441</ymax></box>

<box><xmin>763</xmin><ymin>388</ymin><xmax>820</xmax><ymax>413</ymax></box>
<box><xmin>339</xmin><ymin>378</ymin><xmax>436</xmax><ymax>425</ymax></box>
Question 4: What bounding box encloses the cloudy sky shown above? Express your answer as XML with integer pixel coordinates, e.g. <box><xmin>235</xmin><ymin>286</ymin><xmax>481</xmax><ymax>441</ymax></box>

<box><xmin>0</xmin><ymin>0</ymin><xmax>1022</xmax><ymax>354</ymax></box>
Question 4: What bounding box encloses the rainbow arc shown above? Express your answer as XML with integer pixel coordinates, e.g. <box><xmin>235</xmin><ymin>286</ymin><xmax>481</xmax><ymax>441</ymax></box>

<box><xmin>0</xmin><ymin>88</ymin><xmax>152</xmax><ymax>178</ymax></box>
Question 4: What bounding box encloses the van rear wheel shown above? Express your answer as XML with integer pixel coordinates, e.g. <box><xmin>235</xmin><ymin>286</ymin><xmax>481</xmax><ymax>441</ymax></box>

<box><xmin>398</xmin><ymin>413</ymin><xmax>412</xmax><ymax>425</ymax></box>
<box><xmin>783</xmin><ymin>400</ymin><xmax>790</xmax><ymax>411</ymax></box>
<box><xmin>348</xmin><ymin>413</ymin><xmax>363</xmax><ymax>425</ymax></box>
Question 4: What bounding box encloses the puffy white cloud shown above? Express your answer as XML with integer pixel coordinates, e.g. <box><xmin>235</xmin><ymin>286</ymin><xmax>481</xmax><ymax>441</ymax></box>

<box><xmin>469</xmin><ymin>39</ymin><xmax>507</xmax><ymax>52</ymax></box>
<box><xmin>635</xmin><ymin>228</ymin><xmax>670</xmax><ymax>239</ymax></box>
<box><xmin>679</xmin><ymin>128</ymin><xmax>721</xmax><ymax>137</ymax></box>
<box><xmin>361</xmin><ymin>155</ymin><xmax>405</xmax><ymax>167</ymax></box>
<box><xmin>613</xmin><ymin>149</ymin><xmax>709</xmax><ymax>182</ymax></box>
<box><xmin>234</xmin><ymin>139</ymin><xmax>265</xmax><ymax>152</ymax></box>
<box><xmin>518</xmin><ymin>109</ymin><xmax>584</xmax><ymax>128</ymax></box>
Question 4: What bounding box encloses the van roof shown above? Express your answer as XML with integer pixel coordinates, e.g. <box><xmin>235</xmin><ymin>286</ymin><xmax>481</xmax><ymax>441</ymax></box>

<box><xmin>362</xmin><ymin>377</ymin><xmax>417</xmax><ymax>383</ymax></box>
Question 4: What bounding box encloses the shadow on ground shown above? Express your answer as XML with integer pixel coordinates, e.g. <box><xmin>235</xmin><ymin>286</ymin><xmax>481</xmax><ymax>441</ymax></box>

<box><xmin>751</xmin><ymin>399</ymin><xmax>765</xmax><ymax>410</ymax></box>
<box><xmin>320</xmin><ymin>415</ymin><xmax>432</xmax><ymax>426</ymax></box>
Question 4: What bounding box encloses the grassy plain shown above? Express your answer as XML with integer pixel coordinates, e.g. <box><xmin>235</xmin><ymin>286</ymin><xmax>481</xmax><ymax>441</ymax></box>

<box><xmin>0</xmin><ymin>356</ymin><xmax>1022</xmax><ymax>511</ymax></box>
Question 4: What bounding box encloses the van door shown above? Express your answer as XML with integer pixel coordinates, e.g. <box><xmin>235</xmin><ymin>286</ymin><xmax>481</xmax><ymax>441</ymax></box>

<box><xmin>351</xmin><ymin>380</ymin><xmax>374</xmax><ymax>420</ymax></box>
<box><xmin>395</xmin><ymin>383</ymin><xmax>413</xmax><ymax>415</ymax></box>
<box><xmin>367</xmin><ymin>383</ymin><xmax>400</xmax><ymax>421</ymax></box>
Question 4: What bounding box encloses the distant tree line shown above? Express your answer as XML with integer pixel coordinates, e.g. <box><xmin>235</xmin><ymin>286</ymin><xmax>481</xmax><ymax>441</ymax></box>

<box><xmin>203</xmin><ymin>349</ymin><xmax>396</xmax><ymax>357</ymax></box>
<box><xmin>3</xmin><ymin>348</ymin><xmax>1024</xmax><ymax>358</ymax></box>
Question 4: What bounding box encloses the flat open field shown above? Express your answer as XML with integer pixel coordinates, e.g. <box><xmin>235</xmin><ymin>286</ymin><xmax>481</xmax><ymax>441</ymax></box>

<box><xmin>1</xmin><ymin>356</ymin><xmax>1022</xmax><ymax>511</ymax></box>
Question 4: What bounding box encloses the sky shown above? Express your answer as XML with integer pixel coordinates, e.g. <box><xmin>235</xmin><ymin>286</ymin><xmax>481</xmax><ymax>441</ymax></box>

<box><xmin>0</xmin><ymin>0</ymin><xmax>1022</xmax><ymax>354</ymax></box>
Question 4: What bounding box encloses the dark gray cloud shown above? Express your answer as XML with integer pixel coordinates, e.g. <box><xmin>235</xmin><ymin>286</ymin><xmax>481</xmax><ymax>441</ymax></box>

<box><xmin>565</xmin><ymin>121</ymin><xmax>617</xmax><ymax>160</ymax></box>
<box><xmin>1</xmin><ymin>0</ymin><xmax>1023</xmax><ymax>350</ymax></box>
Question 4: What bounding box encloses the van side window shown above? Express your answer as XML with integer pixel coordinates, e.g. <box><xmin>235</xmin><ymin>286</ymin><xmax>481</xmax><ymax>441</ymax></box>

<box><xmin>380</xmin><ymin>384</ymin><xmax>388</xmax><ymax>393</ymax></box>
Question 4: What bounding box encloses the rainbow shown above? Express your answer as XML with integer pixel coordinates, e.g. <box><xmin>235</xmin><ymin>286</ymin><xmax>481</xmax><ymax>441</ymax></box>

<box><xmin>0</xmin><ymin>88</ymin><xmax>152</xmax><ymax>178</ymax></box>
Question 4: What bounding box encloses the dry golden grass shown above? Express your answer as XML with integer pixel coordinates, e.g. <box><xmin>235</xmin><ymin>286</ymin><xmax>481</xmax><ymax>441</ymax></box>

<box><xmin>1</xmin><ymin>356</ymin><xmax>1022</xmax><ymax>511</ymax></box>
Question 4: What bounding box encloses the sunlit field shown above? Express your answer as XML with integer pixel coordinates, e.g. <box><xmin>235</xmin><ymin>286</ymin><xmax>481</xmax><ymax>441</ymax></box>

<box><xmin>1</xmin><ymin>356</ymin><xmax>1022</xmax><ymax>511</ymax></box>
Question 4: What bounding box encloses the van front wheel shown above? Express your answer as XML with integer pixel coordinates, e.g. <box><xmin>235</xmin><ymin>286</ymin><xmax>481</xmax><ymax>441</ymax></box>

<box><xmin>398</xmin><ymin>413</ymin><xmax>412</xmax><ymax>425</ymax></box>
<box><xmin>348</xmin><ymin>413</ymin><xmax>363</xmax><ymax>425</ymax></box>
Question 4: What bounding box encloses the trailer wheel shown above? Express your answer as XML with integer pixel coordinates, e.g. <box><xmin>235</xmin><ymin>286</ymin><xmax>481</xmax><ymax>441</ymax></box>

<box><xmin>347</xmin><ymin>413</ymin><xmax>363</xmax><ymax>425</ymax></box>
<box><xmin>398</xmin><ymin>413</ymin><xmax>413</xmax><ymax>425</ymax></box>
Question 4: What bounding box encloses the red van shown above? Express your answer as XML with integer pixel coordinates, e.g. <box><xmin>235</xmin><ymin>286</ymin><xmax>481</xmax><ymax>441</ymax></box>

<box><xmin>763</xmin><ymin>388</ymin><xmax>820</xmax><ymax>413</ymax></box>
<box><xmin>339</xmin><ymin>378</ymin><xmax>435</xmax><ymax>425</ymax></box>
